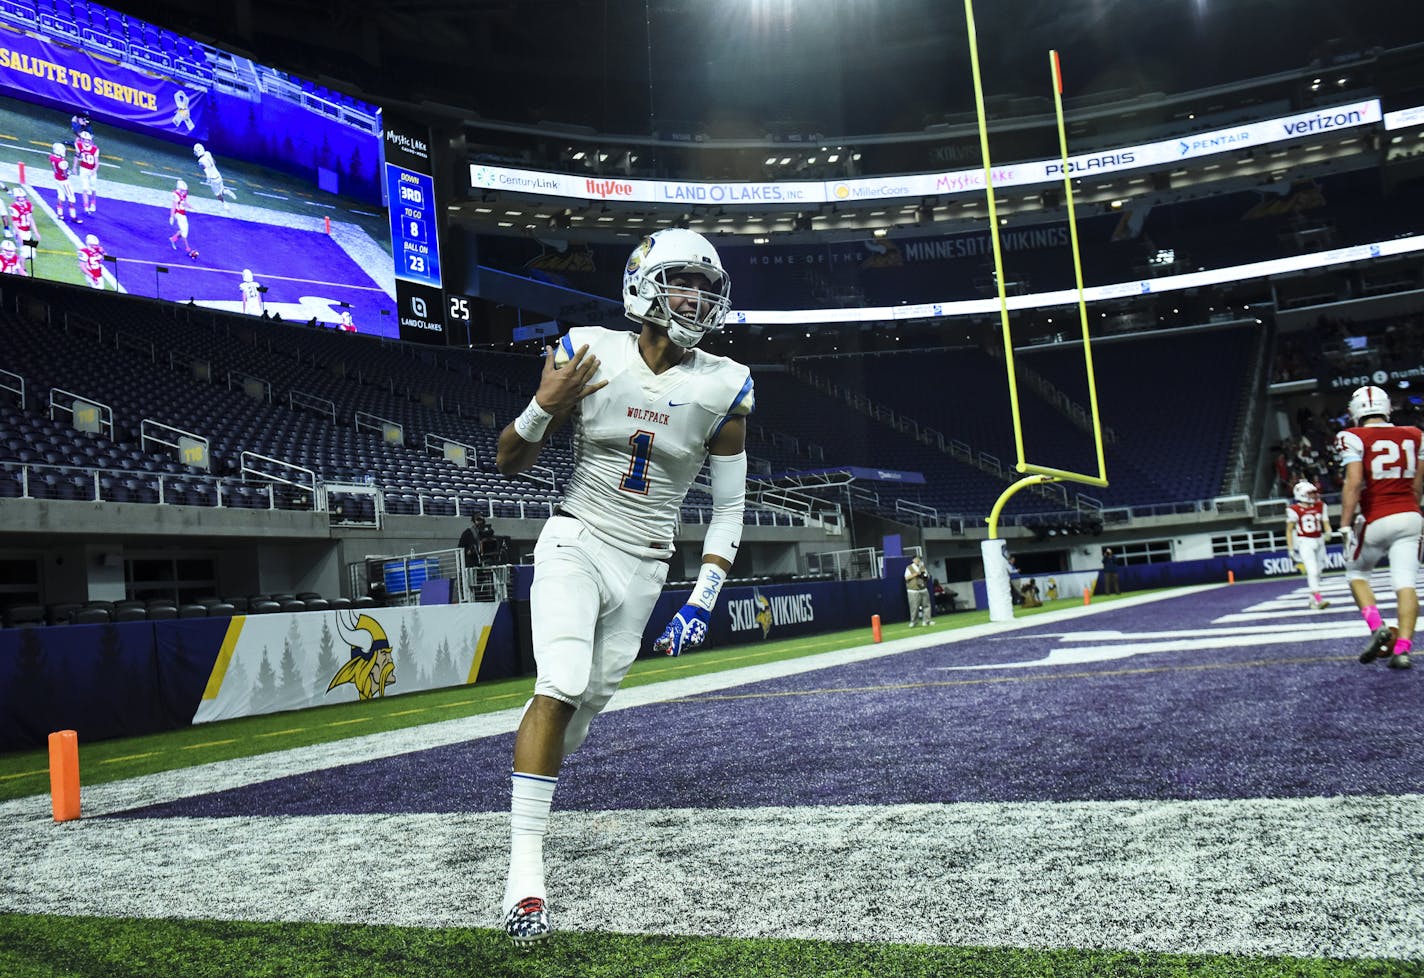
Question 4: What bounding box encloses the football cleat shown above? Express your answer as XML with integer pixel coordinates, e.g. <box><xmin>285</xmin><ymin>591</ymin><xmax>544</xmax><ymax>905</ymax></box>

<box><xmin>504</xmin><ymin>896</ymin><xmax>550</xmax><ymax>947</ymax></box>
<box><xmin>1387</xmin><ymin>653</ymin><xmax>1411</xmax><ymax>670</ymax></box>
<box><xmin>1359</xmin><ymin>626</ymin><xmax>1397</xmax><ymax>664</ymax></box>
<box><xmin>187</xmin><ymin>249</ymin><xmax>199</xmax><ymax>259</ymax></box>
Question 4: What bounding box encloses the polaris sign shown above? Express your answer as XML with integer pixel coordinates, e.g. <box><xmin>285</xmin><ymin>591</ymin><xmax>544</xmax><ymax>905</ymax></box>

<box><xmin>1044</xmin><ymin>151</ymin><xmax>1136</xmax><ymax>177</ymax></box>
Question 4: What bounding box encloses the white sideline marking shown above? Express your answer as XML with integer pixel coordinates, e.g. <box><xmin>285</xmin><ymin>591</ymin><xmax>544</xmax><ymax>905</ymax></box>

<box><xmin>4</xmin><ymin>795</ymin><xmax>1420</xmax><ymax>960</ymax></box>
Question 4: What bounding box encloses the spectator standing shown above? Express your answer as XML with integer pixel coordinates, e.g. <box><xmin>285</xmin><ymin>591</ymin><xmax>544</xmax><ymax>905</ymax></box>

<box><xmin>1101</xmin><ymin>548</ymin><xmax>1121</xmax><ymax>595</ymax></box>
<box><xmin>905</xmin><ymin>555</ymin><xmax>933</xmax><ymax>627</ymax></box>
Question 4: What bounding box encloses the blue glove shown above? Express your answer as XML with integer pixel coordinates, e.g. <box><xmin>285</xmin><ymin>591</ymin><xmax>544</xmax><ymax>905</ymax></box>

<box><xmin>653</xmin><ymin>603</ymin><xmax>709</xmax><ymax>657</ymax></box>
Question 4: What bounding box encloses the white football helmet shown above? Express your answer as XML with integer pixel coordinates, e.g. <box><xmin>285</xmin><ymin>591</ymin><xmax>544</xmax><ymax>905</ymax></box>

<box><xmin>622</xmin><ymin>228</ymin><xmax>732</xmax><ymax>348</ymax></box>
<box><xmin>2</xmin><ymin>240</ymin><xmax>15</xmax><ymax>255</ymax></box>
<box><xmin>1293</xmin><ymin>480</ymin><xmax>1318</xmax><ymax>504</ymax></box>
<box><xmin>51</xmin><ymin>142</ymin><xmax>64</xmax><ymax>156</ymax></box>
<box><xmin>176</xmin><ymin>179</ymin><xmax>187</xmax><ymax>192</ymax></box>
<box><xmin>84</xmin><ymin>234</ymin><xmax>98</xmax><ymax>247</ymax></box>
<box><xmin>193</xmin><ymin>143</ymin><xmax>204</xmax><ymax>157</ymax></box>
<box><xmin>242</xmin><ymin>268</ymin><xmax>253</xmax><ymax>282</ymax></box>
<box><xmin>11</xmin><ymin>186</ymin><xmax>26</xmax><ymax>198</ymax></box>
<box><xmin>1348</xmin><ymin>385</ymin><xmax>1390</xmax><ymax>424</ymax></box>
<box><xmin>78</xmin><ymin>130</ymin><xmax>91</xmax><ymax>141</ymax></box>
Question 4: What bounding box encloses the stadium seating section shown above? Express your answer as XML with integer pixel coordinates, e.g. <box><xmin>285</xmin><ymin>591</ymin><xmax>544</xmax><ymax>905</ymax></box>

<box><xmin>0</xmin><ymin>280</ymin><xmax>1254</xmax><ymax>550</ymax></box>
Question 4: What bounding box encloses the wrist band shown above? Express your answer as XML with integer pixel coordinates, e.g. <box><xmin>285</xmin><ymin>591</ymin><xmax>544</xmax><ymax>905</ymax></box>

<box><xmin>689</xmin><ymin>562</ymin><xmax>726</xmax><ymax>612</ymax></box>
<box><xmin>513</xmin><ymin>397</ymin><xmax>553</xmax><ymax>443</ymax></box>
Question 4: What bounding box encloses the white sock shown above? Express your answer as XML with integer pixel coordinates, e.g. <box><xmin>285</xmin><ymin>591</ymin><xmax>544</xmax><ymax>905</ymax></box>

<box><xmin>504</xmin><ymin>772</ymin><xmax>557</xmax><ymax>915</ymax></box>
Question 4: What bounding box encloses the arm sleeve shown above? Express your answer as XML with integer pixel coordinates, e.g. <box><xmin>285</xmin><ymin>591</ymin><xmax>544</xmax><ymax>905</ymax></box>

<box><xmin>702</xmin><ymin>451</ymin><xmax>747</xmax><ymax>564</ymax></box>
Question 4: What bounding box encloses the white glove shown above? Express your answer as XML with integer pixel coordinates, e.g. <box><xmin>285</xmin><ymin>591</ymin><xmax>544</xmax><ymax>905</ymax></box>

<box><xmin>1343</xmin><ymin>516</ymin><xmax>1364</xmax><ymax>560</ymax></box>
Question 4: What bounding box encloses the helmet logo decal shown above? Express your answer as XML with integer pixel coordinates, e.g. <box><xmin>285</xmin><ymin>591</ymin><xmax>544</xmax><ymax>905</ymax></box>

<box><xmin>626</xmin><ymin>236</ymin><xmax>654</xmax><ymax>274</ymax></box>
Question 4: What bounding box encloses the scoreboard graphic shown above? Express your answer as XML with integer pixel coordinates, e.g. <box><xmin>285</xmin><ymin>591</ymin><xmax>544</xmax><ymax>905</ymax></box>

<box><xmin>386</xmin><ymin>163</ymin><xmax>441</xmax><ymax>288</ymax></box>
<box><xmin>382</xmin><ymin>116</ymin><xmax>446</xmax><ymax>344</ymax></box>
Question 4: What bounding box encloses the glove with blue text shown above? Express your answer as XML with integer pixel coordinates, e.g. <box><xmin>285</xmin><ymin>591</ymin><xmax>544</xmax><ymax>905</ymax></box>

<box><xmin>653</xmin><ymin>603</ymin><xmax>710</xmax><ymax>657</ymax></box>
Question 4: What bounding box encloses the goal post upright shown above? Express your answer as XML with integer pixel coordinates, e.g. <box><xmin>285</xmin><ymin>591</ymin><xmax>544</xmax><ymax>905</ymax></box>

<box><xmin>962</xmin><ymin>5</ymin><xmax>1112</xmax><ymax>619</ymax></box>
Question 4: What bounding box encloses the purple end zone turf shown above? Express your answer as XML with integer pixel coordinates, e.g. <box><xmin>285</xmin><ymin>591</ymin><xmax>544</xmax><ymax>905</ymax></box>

<box><xmin>112</xmin><ymin>581</ymin><xmax>1424</xmax><ymax>819</ymax></box>
<box><xmin>52</xmin><ymin>198</ymin><xmax>395</xmax><ymax>335</ymax></box>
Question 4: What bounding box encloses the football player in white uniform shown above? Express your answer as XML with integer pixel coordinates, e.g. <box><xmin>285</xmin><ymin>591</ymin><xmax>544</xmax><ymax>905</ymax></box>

<box><xmin>1285</xmin><ymin>480</ymin><xmax>1332</xmax><ymax>610</ymax></box>
<box><xmin>495</xmin><ymin>228</ymin><xmax>750</xmax><ymax>947</ymax></box>
<box><xmin>239</xmin><ymin>269</ymin><xmax>263</xmax><ymax>315</ymax></box>
<box><xmin>193</xmin><ymin>143</ymin><xmax>236</xmax><ymax>209</ymax></box>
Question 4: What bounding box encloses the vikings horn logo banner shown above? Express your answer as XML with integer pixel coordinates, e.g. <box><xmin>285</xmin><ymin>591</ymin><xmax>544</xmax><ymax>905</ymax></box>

<box><xmin>192</xmin><ymin>604</ymin><xmax>500</xmax><ymax>724</ymax></box>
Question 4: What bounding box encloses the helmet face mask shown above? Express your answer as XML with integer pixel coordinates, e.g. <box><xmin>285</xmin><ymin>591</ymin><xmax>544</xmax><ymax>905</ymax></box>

<box><xmin>623</xmin><ymin>229</ymin><xmax>731</xmax><ymax>349</ymax></box>
<box><xmin>1348</xmin><ymin>385</ymin><xmax>1391</xmax><ymax>424</ymax></box>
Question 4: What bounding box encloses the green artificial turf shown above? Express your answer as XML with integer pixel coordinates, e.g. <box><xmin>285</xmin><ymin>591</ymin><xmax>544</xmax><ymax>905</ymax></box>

<box><xmin>0</xmin><ymin>913</ymin><xmax>1415</xmax><ymax>978</ymax></box>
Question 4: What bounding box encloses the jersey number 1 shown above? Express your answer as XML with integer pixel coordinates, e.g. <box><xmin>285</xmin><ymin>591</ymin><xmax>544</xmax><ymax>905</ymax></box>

<box><xmin>620</xmin><ymin>430</ymin><xmax>655</xmax><ymax>494</ymax></box>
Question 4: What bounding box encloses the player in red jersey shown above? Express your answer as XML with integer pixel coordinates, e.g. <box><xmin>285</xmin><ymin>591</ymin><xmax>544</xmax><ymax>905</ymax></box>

<box><xmin>337</xmin><ymin>310</ymin><xmax>356</xmax><ymax>332</ymax></box>
<box><xmin>1285</xmin><ymin>479</ymin><xmax>1332</xmax><ymax>610</ymax></box>
<box><xmin>1336</xmin><ymin>384</ymin><xmax>1424</xmax><ymax>670</ymax></box>
<box><xmin>0</xmin><ymin>238</ymin><xmax>27</xmax><ymax>275</ymax></box>
<box><xmin>73</xmin><ymin>130</ymin><xmax>99</xmax><ymax>214</ymax></box>
<box><xmin>8</xmin><ymin>186</ymin><xmax>38</xmax><ymax>262</ymax></box>
<box><xmin>49</xmin><ymin>141</ymin><xmax>80</xmax><ymax>223</ymax></box>
<box><xmin>168</xmin><ymin>179</ymin><xmax>198</xmax><ymax>259</ymax></box>
<box><xmin>76</xmin><ymin>233</ymin><xmax>105</xmax><ymax>289</ymax></box>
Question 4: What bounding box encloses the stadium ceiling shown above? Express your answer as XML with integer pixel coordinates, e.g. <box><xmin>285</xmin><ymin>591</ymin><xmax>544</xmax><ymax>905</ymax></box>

<box><xmin>113</xmin><ymin>0</ymin><xmax>1424</xmax><ymax>136</ymax></box>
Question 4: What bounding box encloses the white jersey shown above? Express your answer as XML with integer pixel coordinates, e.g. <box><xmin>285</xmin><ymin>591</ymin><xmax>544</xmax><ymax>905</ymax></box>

<box><xmin>197</xmin><ymin>150</ymin><xmax>219</xmax><ymax>176</ymax></box>
<box><xmin>239</xmin><ymin>279</ymin><xmax>262</xmax><ymax>313</ymax></box>
<box><xmin>554</xmin><ymin>325</ymin><xmax>753</xmax><ymax>559</ymax></box>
